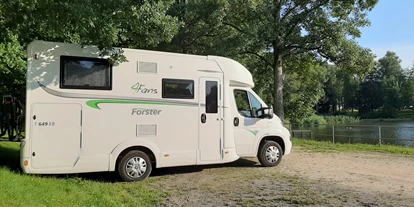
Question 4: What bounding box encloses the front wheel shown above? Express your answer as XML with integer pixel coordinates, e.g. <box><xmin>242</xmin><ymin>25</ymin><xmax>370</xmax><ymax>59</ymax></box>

<box><xmin>117</xmin><ymin>150</ymin><xmax>152</xmax><ymax>182</ymax></box>
<box><xmin>258</xmin><ymin>141</ymin><xmax>283</xmax><ymax>167</ymax></box>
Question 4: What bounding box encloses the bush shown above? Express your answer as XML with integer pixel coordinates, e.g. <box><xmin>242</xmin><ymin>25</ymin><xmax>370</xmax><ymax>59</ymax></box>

<box><xmin>302</xmin><ymin>114</ymin><xmax>327</xmax><ymax>125</ymax></box>
<box><xmin>358</xmin><ymin>107</ymin><xmax>398</xmax><ymax>119</ymax></box>
<box><xmin>323</xmin><ymin>115</ymin><xmax>360</xmax><ymax>124</ymax></box>
<box><xmin>291</xmin><ymin>114</ymin><xmax>360</xmax><ymax>125</ymax></box>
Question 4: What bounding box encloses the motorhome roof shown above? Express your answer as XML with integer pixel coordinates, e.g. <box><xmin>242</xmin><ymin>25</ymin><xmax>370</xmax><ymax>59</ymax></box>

<box><xmin>28</xmin><ymin>40</ymin><xmax>254</xmax><ymax>88</ymax></box>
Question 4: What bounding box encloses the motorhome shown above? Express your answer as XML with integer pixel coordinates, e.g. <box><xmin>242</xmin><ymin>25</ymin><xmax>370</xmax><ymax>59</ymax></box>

<box><xmin>20</xmin><ymin>40</ymin><xmax>292</xmax><ymax>181</ymax></box>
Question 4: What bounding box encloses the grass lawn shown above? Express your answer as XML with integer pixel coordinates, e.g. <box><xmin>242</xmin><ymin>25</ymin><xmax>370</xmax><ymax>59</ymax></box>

<box><xmin>292</xmin><ymin>138</ymin><xmax>414</xmax><ymax>155</ymax></box>
<box><xmin>0</xmin><ymin>142</ymin><xmax>168</xmax><ymax>207</ymax></box>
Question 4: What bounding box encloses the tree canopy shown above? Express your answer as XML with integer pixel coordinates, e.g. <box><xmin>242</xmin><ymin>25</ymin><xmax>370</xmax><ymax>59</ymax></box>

<box><xmin>218</xmin><ymin>0</ymin><xmax>378</xmax><ymax>120</ymax></box>
<box><xmin>5</xmin><ymin>0</ymin><xmax>412</xmax><ymax>122</ymax></box>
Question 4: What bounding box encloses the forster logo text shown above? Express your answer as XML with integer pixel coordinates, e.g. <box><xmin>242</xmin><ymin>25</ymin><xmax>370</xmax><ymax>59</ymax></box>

<box><xmin>132</xmin><ymin>108</ymin><xmax>161</xmax><ymax>115</ymax></box>
<box><xmin>131</xmin><ymin>82</ymin><xmax>158</xmax><ymax>94</ymax></box>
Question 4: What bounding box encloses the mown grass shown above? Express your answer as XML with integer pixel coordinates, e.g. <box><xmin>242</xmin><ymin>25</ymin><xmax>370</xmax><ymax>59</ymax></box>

<box><xmin>292</xmin><ymin>138</ymin><xmax>414</xmax><ymax>155</ymax></box>
<box><xmin>0</xmin><ymin>142</ymin><xmax>168</xmax><ymax>207</ymax></box>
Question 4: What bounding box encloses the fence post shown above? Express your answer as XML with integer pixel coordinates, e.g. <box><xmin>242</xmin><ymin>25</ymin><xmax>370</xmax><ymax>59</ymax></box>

<box><xmin>332</xmin><ymin>125</ymin><xmax>335</xmax><ymax>144</ymax></box>
<box><xmin>378</xmin><ymin>126</ymin><xmax>382</xmax><ymax>147</ymax></box>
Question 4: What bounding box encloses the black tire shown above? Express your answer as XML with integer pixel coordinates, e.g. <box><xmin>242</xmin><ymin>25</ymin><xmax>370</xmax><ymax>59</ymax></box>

<box><xmin>258</xmin><ymin>141</ymin><xmax>283</xmax><ymax>167</ymax></box>
<box><xmin>117</xmin><ymin>150</ymin><xmax>152</xmax><ymax>182</ymax></box>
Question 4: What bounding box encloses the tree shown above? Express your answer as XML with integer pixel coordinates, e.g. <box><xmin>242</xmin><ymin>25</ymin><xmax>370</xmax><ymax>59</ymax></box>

<box><xmin>0</xmin><ymin>0</ymin><xmax>181</xmax><ymax>95</ymax></box>
<box><xmin>283</xmin><ymin>54</ymin><xmax>327</xmax><ymax>122</ymax></box>
<box><xmin>401</xmin><ymin>66</ymin><xmax>414</xmax><ymax>109</ymax></box>
<box><xmin>376</xmin><ymin>51</ymin><xmax>404</xmax><ymax>116</ymax></box>
<box><xmin>0</xmin><ymin>31</ymin><xmax>26</xmax><ymax>95</ymax></box>
<box><xmin>317</xmin><ymin>65</ymin><xmax>344</xmax><ymax>114</ymax></box>
<box><xmin>156</xmin><ymin>0</ymin><xmax>229</xmax><ymax>55</ymax></box>
<box><xmin>222</xmin><ymin>0</ymin><xmax>378</xmax><ymax>120</ymax></box>
<box><xmin>1</xmin><ymin>0</ymin><xmax>180</xmax><ymax>63</ymax></box>
<box><xmin>358</xmin><ymin>78</ymin><xmax>382</xmax><ymax>116</ymax></box>
<box><xmin>342</xmin><ymin>73</ymin><xmax>360</xmax><ymax>114</ymax></box>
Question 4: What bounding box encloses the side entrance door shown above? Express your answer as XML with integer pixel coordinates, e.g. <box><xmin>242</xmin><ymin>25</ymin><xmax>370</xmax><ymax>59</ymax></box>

<box><xmin>31</xmin><ymin>103</ymin><xmax>82</xmax><ymax>169</ymax></box>
<box><xmin>198</xmin><ymin>76</ymin><xmax>222</xmax><ymax>162</ymax></box>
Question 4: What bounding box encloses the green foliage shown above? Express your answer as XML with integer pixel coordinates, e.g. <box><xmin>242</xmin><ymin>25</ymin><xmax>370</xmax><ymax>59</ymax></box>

<box><xmin>342</xmin><ymin>73</ymin><xmax>360</xmax><ymax>111</ymax></box>
<box><xmin>378</xmin><ymin>51</ymin><xmax>404</xmax><ymax>110</ymax></box>
<box><xmin>400</xmin><ymin>67</ymin><xmax>414</xmax><ymax>107</ymax></box>
<box><xmin>322</xmin><ymin>115</ymin><xmax>360</xmax><ymax>124</ymax></box>
<box><xmin>157</xmin><ymin>0</ymin><xmax>229</xmax><ymax>55</ymax></box>
<box><xmin>1</xmin><ymin>0</ymin><xmax>180</xmax><ymax>64</ymax></box>
<box><xmin>302</xmin><ymin>115</ymin><xmax>327</xmax><ymax>125</ymax></box>
<box><xmin>220</xmin><ymin>0</ymin><xmax>378</xmax><ymax>120</ymax></box>
<box><xmin>300</xmin><ymin>115</ymin><xmax>359</xmax><ymax>125</ymax></box>
<box><xmin>0</xmin><ymin>0</ymin><xmax>182</xmax><ymax>95</ymax></box>
<box><xmin>284</xmin><ymin>55</ymin><xmax>328</xmax><ymax>122</ymax></box>
<box><xmin>0</xmin><ymin>0</ymin><xmax>391</xmax><ymax>124</ymax></box>
<box><xmin>317</xmin><ymin>65</ymin><xmax>344</xmax><ymax>115</ymax></box>
<box><xmin>356</xmin><ymin>51</ymin><xmax>414</xmax><ymax>119</ymax></box>
<box><xmin>0</xmin><ymin>31</ymin><xmax>26</xmax><ymax>95</ymax></box>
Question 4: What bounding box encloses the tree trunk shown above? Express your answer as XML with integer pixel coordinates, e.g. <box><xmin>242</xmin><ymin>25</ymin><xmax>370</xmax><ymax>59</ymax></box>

<box><xmin>273</xmin><ymin>51</ymin><xmax>284</xmax><ymax>121</ymax></box>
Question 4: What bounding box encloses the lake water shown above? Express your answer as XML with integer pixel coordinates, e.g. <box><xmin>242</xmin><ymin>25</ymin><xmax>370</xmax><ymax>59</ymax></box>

<box><xmin>288</xmin><ymin>120</ymin><xmax>414</xmax><ymax>147</ymax></box>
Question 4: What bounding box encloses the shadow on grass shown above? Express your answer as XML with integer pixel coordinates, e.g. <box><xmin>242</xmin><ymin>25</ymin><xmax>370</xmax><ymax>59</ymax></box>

<box><xmin>0</xmin><ymin>143</ymin><xmax>21</xmax><ymax>172</ymax></box>
<box><xmin>0</xmin><ymin>143</ymin><xmax>260</xmax><ymax>183</ymax></box>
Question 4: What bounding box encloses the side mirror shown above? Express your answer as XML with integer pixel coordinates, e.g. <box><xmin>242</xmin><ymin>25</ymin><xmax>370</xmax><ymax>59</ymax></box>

<box><xmin>263</xmin><ymin>103</ymin><xmax>274</xmax><ymax>119</ymax></box>
<box><xmin>251</xmin><ymin>107</ymin><xmax>258</xmax><ymax>117</ymax></box>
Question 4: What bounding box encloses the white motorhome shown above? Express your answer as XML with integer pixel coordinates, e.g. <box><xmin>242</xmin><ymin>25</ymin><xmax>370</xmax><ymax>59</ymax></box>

<box><xmin>20</xmin><ymin>40</ymin><xmax>292</xmax><ymax>181</ymax></box>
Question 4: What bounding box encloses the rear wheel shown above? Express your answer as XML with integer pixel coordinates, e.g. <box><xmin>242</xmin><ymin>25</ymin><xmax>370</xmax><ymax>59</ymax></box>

<box><xmin>117</xmin><ymin>150</ymin><xmax>152</xmax><ymax>182</ymax></box>
<box><xmin>258</xmin><ymin>141</ymin><xmax>283</xmax><ymax>167</ymax></box>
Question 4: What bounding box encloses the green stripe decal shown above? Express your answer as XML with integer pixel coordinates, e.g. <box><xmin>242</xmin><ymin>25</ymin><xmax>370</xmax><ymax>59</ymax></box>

<box><xmin>86</xmin><ymin>100</ymin><xmax>193</xmax><ymax>110</ymax></box>
<box><xmin>246</xmin><ymin>129</ymin><xmax>259</xmax><ymax>136</ymax></box>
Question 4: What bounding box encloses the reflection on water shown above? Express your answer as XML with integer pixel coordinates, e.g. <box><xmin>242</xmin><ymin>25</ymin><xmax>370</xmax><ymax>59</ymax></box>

<box><xmin>289</xmin><ymin>120</ymin><xmax>414</xmax><ymax>147</ymax></box>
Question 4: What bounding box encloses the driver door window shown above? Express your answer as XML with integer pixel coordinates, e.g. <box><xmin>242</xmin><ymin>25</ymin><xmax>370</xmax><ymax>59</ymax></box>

<box><xmin>234</xmin><ymin>89</ymin><xmax>262</xmax><ymax>118</ymax></box>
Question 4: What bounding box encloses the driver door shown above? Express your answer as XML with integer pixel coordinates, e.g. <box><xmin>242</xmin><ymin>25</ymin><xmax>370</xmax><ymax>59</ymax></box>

<box><xmin>232</xmin><ymin>89</ymin><xmax>269</xmax><ymax>156</ymax></box>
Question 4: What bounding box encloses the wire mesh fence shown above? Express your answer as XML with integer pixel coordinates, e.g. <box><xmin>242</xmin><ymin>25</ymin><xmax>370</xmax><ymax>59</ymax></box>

<box><xmin>286</xmin><ymin>123</ymin><xmax>414</xmax><ymax>148</ymax></box>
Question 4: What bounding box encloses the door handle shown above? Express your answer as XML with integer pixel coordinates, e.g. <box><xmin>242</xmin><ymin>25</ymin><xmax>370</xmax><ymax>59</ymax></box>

<box><xmin>234</xmin><ymin>117</ymin><xmax>239</xmax><ymax>126</ymax></box>
<box><xmin>201</xmin><ymin>113</ymin><xmax>206</xmax><ymax>123</ymax></box>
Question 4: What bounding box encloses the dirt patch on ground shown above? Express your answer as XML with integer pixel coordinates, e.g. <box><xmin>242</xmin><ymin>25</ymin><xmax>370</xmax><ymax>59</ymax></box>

<box><xmin>281</xmin><ymin>147</ymin><xmax>414</xmax><ymax>199</ymax></box>
<box><xmin>149</xmin><ymin>147</ymin><xmax>414</xmax><ymax>207</ymax></box>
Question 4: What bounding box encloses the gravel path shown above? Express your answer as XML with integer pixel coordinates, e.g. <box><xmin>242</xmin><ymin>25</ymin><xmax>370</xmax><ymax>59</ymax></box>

<box><xmin>149</xmin><ymin>146</ymin><xmax>414</xmax><ymax>207</ymax></box>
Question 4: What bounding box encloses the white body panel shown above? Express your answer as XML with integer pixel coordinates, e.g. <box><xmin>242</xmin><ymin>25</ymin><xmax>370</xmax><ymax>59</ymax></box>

<box><xmin>20</xmin><ymin>40</ymin><xmax>291</xmax><ymax>174</ymax></box>
<box><xmin>31</xmin><ymin>103</ymin><xmax>82</xmax><ymax>169</ymax></box>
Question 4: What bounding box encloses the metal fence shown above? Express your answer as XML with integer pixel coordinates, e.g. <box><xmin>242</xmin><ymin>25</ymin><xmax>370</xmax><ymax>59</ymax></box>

<box><xmin>285</xmin><ymin>123</ymin><xmax>414</xmax><ymax>148</ymax></box>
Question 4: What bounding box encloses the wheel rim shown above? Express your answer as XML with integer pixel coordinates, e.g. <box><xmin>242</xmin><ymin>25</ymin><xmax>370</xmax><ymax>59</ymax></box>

<box><xmin>265</xmin><ymin>146</ymin><xmax>280</xmax><ymax>163</ymax></box>
<box><xmin>126</xmin><ymin>157</ymin><xmax>147</xmax><ymax>178</ymax></box>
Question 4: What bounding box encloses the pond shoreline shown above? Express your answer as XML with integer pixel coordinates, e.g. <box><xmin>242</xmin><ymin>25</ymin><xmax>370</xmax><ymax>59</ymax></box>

<box><xmin>360</xmin><ymin>117</ymin><xmax>414</xmax><ymax>122</ymax></box>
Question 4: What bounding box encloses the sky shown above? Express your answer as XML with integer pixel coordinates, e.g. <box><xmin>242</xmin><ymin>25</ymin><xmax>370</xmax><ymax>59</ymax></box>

<box><xmin>356</xmin><ymin>0</ymin><xmax>414</xmax><ymax>69</ymax></box>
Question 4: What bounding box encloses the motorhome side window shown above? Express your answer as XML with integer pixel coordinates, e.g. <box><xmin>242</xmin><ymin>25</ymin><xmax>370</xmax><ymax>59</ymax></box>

<box><xmin>60</xmin><ymin>56</ymin><xmax>112</xmax><ymax>90</ymax></box>
<box><xmin>162</xmin><ymin>79</ymin><xmax>194</xmax><ymax>99</ymax></box>
<box><xmin>234</xmin><ymin>89</ymin><xmax>262</xmax><ymax>118</ymax></box>
<box><xmin>206</xmin><ymin>81</ymin><xmax>218</xmax><ymax>113</ymax></box>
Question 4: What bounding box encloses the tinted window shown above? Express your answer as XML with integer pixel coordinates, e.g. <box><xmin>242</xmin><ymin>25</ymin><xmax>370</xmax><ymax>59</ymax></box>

<box><xmin>248</xmin><ymin>92</ymin><xmax>263</xmax><ymax>117</ymax></box>
<box><xmin>248</xmin><ymin>92</ymin><xmax>262</xmax><ymax>110</ymax></box>
<box><xmin>234</xmin><ymin>89</ymin><xmax>264</xmax><ymax>118</ymax></box>
<box><xmin>206</xmin><ymin>81</ymin><xmax>218</xmax><ymax>113</ymax></box>
<box><xmin>162</xmin><ymin>79</ymin><xmax>194</xmax><ymax>99</ymax></box>
<box><xmin>234</xmin><ymin>89</ymin><xmax>251</xmax><ymax>117</ymax></box>
<box><xmin>60</xmin><ymin>56</ymin><xmax>112</xmax><ymax>90</ymax></box>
